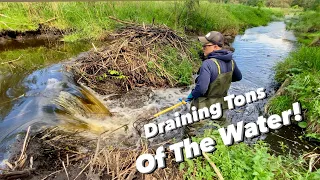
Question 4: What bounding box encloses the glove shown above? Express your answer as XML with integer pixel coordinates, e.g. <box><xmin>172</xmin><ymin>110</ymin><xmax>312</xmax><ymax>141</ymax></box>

<box><xmin>186</xmin><ymin>93</ymin><xmax>194</xmax><ymax>102</ymax></box>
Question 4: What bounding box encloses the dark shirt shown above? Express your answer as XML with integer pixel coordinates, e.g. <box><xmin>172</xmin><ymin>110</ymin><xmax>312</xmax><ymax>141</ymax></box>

<box><xmin>191</xmin><ymin>50</ymin><xmax>242</xmax><ymax>99</ymax></box>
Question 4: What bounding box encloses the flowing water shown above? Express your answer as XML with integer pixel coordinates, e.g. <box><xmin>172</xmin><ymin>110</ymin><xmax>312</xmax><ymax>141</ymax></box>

<box><xmin>0</xmin><ymin>21</ymin><xmax>316</xmax><ymax>167</ymax></box>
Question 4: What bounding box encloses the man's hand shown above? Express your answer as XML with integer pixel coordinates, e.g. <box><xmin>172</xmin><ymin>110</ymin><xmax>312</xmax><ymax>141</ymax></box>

<box><xmin>186</xmin><ymin>93</ymin><xmax>194</xmax><ymax>102</ymax></box>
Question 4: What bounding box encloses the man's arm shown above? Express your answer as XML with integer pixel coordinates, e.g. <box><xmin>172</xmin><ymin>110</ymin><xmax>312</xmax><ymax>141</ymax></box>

<box><xmin>191</xmin><ymin>61</ymin><xmax>212</xmax><ymax>99</ymax></box>
<box><xmin>232</xmin><ymin>60</ymin><xmax>242</xmax><ymax>82</ymax></box>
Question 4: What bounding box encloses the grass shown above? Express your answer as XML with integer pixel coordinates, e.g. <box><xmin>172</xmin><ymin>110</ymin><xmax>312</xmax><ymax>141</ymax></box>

<box><xmin>274</xmin><ymin>46</ymin><xmax>320</xmax><ymax>82</ymax></box>
<box><xmin>271</xmin><ymin>46</ymin><xmax>320</xmax><ymax>140</ymax></box>
<box><xmin>180</xmin><ymin>129</ymin><xmax>320</xmax><ymax>179</ymax></box>
<box><xmin>0</xmin><ymin>2</ymin><xmax>284</xmax><ymax>41</ymax></box>
<box><xmin>158</xmin><ymin>45</ymin><xmax>200</xmax><ymax>86</ymax></box>
<box><xmin>267</xmin><ymin>95</ymin><xmax>293</xmax><ymax>115</ymax></box>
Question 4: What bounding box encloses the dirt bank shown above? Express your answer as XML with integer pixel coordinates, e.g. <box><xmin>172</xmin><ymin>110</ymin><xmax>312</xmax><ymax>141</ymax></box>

<box><xmin>0</xmin><ymin>24</ymin><xmax>66</xmax><ymax>51</ymax></box>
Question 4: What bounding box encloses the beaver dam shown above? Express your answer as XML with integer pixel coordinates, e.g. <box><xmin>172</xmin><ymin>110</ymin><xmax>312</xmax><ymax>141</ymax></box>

<box><xmin>72</xmin><ymin>20</ymin><xmax>200</xmax><ymax>95</ymax></box>
<box><xmin>1</xmin><ymin>20</ymin><xmax>319</xmax><ymax>179</ymax></box>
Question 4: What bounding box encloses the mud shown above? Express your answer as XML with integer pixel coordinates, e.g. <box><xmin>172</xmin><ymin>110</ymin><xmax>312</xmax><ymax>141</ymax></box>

<box><xmin>0</xmin><ymin>25</ymin><xmax>65</xmax><ymax>51</ymax></box>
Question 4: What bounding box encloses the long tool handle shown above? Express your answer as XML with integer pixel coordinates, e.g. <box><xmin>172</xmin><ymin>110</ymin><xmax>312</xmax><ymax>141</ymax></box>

<box><xmin>153</xmin><ymin>100</ymin><xmax>187</xmax><ymax>118</ymax></box>
<box><xmin>203</xmin><ymin>152</ymin><xmax>224</xmax><ymax>180</ymax></box>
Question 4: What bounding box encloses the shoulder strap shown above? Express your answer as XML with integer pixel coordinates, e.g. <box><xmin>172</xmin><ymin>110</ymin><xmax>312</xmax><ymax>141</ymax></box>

<box><xmin>209</xmin><ymin>58</ymin><xmax>221</xmax><ymax>75</ymax></box>
<box><xmin>231</xmin><ymin>59</ymin><xmax>234</xmax><ymax>71</ymax></box>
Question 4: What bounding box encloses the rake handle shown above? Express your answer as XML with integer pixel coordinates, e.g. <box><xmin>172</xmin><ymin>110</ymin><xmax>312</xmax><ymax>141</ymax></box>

<box><xmin>153</xmin><ymin>100</ymin><xmax>187</xmax><ymax>118</ymax></box>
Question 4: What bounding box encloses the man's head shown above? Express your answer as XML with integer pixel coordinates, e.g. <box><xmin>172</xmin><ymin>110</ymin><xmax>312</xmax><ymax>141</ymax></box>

<box><xmin>198</xmin><ymin>31</ymin><xmax>224</xmax><ymax>57</ymax></box>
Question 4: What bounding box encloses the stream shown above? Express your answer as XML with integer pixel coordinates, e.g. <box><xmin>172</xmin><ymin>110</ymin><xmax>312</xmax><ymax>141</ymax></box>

<box><xmin>0</xmin><ymin>21</ymin><xmax>317</xmax><ymax>168</ymax></box>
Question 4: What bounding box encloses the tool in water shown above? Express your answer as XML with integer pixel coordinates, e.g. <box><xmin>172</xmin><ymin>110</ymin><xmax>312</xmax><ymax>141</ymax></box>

<box><xmin>133</xmin><ymin>99</ymin><xmax>187</xmax><ymax>135</ymax></box>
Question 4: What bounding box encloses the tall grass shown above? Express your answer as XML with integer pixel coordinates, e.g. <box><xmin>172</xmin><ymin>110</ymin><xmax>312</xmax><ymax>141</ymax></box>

<box><xmin>275</xmin><ymin>46</ymin><xmax>320</xmax><ymax>82</ymax></box>
<box><xmin>0</xmin><ymin>2</ymin><xmax>283</xmax><ymax>41</ymax></box>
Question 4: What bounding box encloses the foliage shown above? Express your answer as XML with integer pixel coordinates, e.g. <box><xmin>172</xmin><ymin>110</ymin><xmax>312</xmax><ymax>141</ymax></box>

<box><xmin>180</xmin><ymin>129</ymin><xmax>320</xmax><ymax>179</ymax></box>
<box><xmin>286</xmin><ymin>11</ymin><xmax>320</xmax><ymax>45</ymax></box>
<box><xmin>291</xmin><ymin>0</ymin><xmax>320</xmax><ymax>10</ymax></box>
<box><xmin>233</xmin><ymin>0</ymin><xmax>319</xmax><ymax>9</ymax></box>
<box><xmin>266</xmin><ymin>0</ymin><xmax>293</xmax><ymax>8</ymax></box>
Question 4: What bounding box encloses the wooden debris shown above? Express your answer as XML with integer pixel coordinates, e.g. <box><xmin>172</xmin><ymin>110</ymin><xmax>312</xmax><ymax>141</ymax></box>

<box><xmin>71</xmin><ymin>19</ymin><xmax>194</xmax><ymax>95</ymax></box>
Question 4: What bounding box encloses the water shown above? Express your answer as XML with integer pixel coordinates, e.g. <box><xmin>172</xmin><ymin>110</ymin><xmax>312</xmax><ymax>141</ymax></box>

<box><xmin>228</xmin><ymin>22</ymin><xmax>317</xmax><ymax>154</ymax></box>
<box><xmin>228</xmin><ymin>21</ymin><xmax>296</xmax><ymax>122</ymax></box>
<box><xmin>0</xmin><ymin>41</ymin><xmax>96</xmax><ymax>167</ymax></box>
<box><xmin>0</xmin><ymin>21</ymin><xmax>315</xmax><ymax>167</ymax></box>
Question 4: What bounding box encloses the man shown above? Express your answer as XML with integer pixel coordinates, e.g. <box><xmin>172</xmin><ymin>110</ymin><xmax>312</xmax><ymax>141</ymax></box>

<box><xmin>186</xmin><ymin>31</ymin><xmax>242</xmax><ymax>127</ymax></box>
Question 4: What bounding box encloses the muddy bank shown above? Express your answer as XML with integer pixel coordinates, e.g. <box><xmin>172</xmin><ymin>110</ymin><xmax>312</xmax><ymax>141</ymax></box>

<box><xmin>0</xmin><ymin>25</ymin><xmax>66</xmax><ymax>51</ymax></box>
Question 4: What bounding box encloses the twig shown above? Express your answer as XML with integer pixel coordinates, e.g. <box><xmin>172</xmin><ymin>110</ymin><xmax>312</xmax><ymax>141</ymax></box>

<box><xmin>108</xmin><ymin>16</ymin><xmax>136</xmax><ymax>25</ymax></box>
<box><xmin>41</xmin><ymin>169</ymin><xmax>62</xmax><ymax>180</ymax></box>
<box><xmin>29</xmin><ymin>156</ymin><xmax>33</xmax><ymax>169</ymax></box>
<box><xmin>0</xmin><ymin>94</ymin><xmax>25</xmax><ymax>105</ymax></box>
<box><xmin>203</xmin><ymin>152</ymin><xmax>224</xmax><ymax>180</ymax></box>
<box><xmin>89</xmin><ymin>135</ymin><xmax>101</xmax><ymax>175</ymax></box>
<box><xmin>0</xmin><ymin>21</ymin><xmax>13</xmax><ymax>30</ymax></box>
<box><xmin>67</xmin><ymin>154</ymin><xmax>69</xmax><ymax>166</ymax></box>
<box><xmin>101</xmin><ymin>124</ymin><xmax>128</xmax><ymax>137</ymax></box>
<box><xmin>62</xmin><ymin>161</ymin><xmax>69</xmax><ymax>180</ymax></box>
<box><xmin>0</xmin><ymin>55</ymin><xmax>23</xmax><ymax>65</ymax></box>
<box><xmin>0</xmin><ymin>168</ymin><xmax>35</xmax><ymax>179</ymax></box>
<box><xmin>40</xmin><ymin>17</ymin><xmax>57</xmax><ymax>24</ymax></box>
<box><xmin>92</xmin><ymin>43</ymin><xmax>98</xmax><ymax>52</ymax></box>
<box><xmin>18</xmin><ymin>126</ymin><xmax>31</xmax><ymax>162</ymax></box>
<box><xmin>4</xmin><ymin>160</ymin><xmax>13</xmax><ymax>170</ymax></box>
<box><xmin>270</xmin><ymin>132</ymin><xmax>303</xmax><ymax>145</ymax></box>
<box><xmin>0</xmin><ymin>14</ymin><xmax>10</xmax><ymax>18</ymax></box>
<box><xmin>73</xmin><ymin>161</ymin><xmax>91</xmax><ymax>180</ymax></box>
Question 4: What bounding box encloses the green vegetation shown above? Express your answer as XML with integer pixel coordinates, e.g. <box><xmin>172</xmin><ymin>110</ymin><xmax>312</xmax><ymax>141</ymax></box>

<box><xmin>271</xmin><ymin>46</ymin><xmax>320</xmax><ymax>140</ymax></box>
<box><xmin>267</xmin><ymin>95</ymin><xmax>293</xmax><ymax>114</ymax></box>
<box><xmin>287</xmin><ymin>11</ymin><xmax>320</xmax><ymax>45</ymax></box>
<box><xmin>180</xmin><ymin>129</ymin><xmax>320</xmax><ymax>179</ymax></box>
<box><xmin>269</xmin><ymin>8</ymin><xmax>320</xmax><ymax>141</ymax></box>
<box><xmin>0</xmin><ymin>2</ymin><xmax>283</xmax><ymax>41</ymax></box>
<box><xmin>209</xmin><ymin>0</ymin><xmax>319</xmax><ymax>10</ymax></box>
<box><xmin>158</xmin><ymin>46</ymin><xmax>198</xmax><ymax>85</ymax></box>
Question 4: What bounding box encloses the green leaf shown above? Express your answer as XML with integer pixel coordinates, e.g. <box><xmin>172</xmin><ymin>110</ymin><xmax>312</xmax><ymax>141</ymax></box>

<box><xmin>298</xmin><ymin>121</ymin><xmax>307</xmax><ymax>128</ymax></box>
